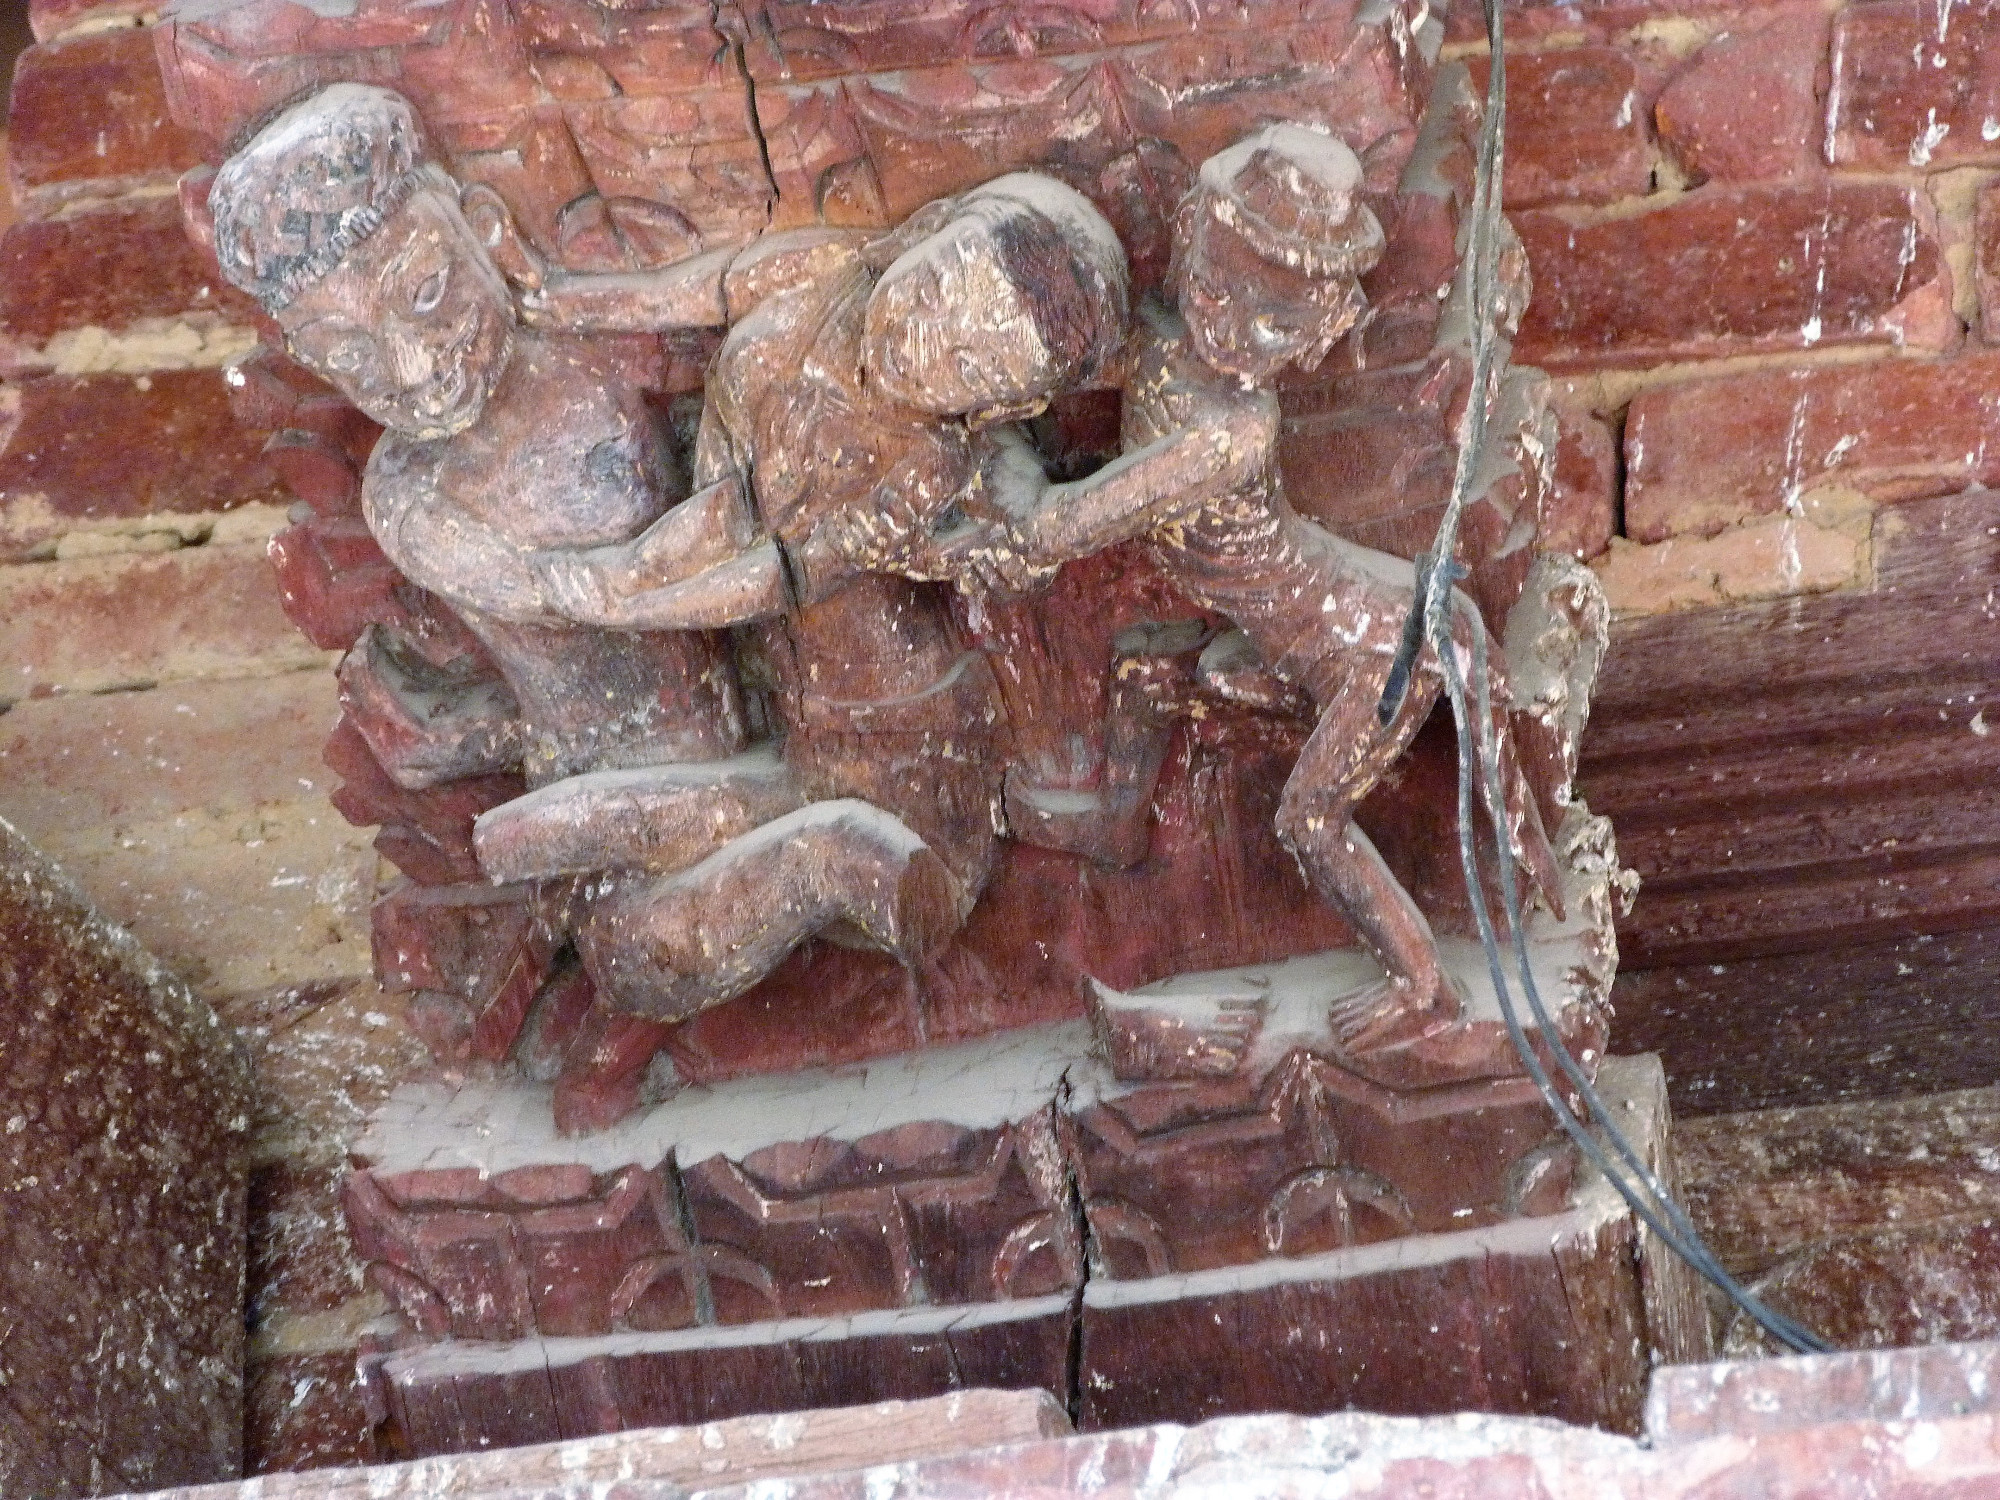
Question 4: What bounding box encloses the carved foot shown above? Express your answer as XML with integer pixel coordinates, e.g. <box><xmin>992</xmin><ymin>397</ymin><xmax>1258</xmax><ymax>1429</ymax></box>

<box><xmin>552</xmin><ymin>1006</ymin><xmax>681</xmax><ymax>1136</ymax></box>
<box><xmin>1091</xmin><ymin>981</ymin><xmax>1268</xmax><ymax>1081</ymax></box>
<box><xmin>1328</xmin><ymin>972</ymin><xmax>1463</xmax><ymax>1055</ymax></box>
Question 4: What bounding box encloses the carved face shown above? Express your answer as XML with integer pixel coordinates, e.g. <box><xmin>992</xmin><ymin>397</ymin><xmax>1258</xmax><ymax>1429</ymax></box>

<box><xmin>1169</xmin><ymin>211</ymin><xmax>1367</xmax><ymax>386</ymax></box>
<box><xmin>279</xmin><ymin>188</ymin><xmax>515</xmax><ymax>439</ymax></box>
<box><xmin>862</xmin><ymin>183</ymin><xmax>1125</xmax><ymax>422</ymax></box>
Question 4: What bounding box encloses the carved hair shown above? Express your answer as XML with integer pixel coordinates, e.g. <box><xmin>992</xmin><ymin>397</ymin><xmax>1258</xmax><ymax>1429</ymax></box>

<box><xmin>209</xmin><ymin>83</ymin><xmax>444</xmax><ymax>312</ymax></box>
<box><xmin>1180</xmin><ymin>124</ymin><xmax>1385</xmax><ymax>282</ymax></box>
<box><xmin>863</xmin><ymin>173</ymin><xmax>1130</xmax><ymax>418</ymax></box>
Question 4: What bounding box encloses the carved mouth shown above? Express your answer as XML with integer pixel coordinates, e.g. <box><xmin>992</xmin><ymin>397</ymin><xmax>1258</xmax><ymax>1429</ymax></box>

<box><xmin>407</xmin><ymin>312</ymin><xmax>493</xmax><ymax>427</ymax></box>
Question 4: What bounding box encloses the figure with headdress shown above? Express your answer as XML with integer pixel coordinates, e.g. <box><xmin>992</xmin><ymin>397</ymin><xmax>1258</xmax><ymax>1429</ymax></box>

<box><xmin>866</xmin><ymin>126</ymin><xmax>1565</xmax><ymax>1062</ymax></box>
<box><xmin>208</xmin><ymin>84</ymin><xmax>757</xmax><ymax>793</ymax></box>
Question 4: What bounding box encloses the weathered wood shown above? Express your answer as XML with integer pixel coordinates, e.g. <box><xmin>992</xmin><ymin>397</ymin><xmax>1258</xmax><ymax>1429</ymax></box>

<box><xmin>0</xmin><ymin>815</ymin><xmax>252</xmax><ymax>1496</ymax></box>
<box><xmin>99</xmin><ymin>1341</ymin><xmax>2000</xmax><ymax>1500</ymax></box>
<box><xmin>1583</xmin><ymin>487</ymin><xmax>2000</xmax><ymax>970</ymax></box>
<box><xmin>1677</xmin><ymin>1083</ymin><xmax>2000</xmax><ymax>1279</ymax></box>
<box><xmin>1578</xmin><ymin>491</ymin><xmax>2000</xmax><ymax>1114</ymax></box>
<box><xmin>1722</xmin><ymin>1218</ymin><xmax>2000</xmax><ymax>1357</ymax></box>
<box><xmin>365</xmin><ymin>1301</ymin><xmax>1078</xmax><ymax>1457</ymax></box>
<box><xmin>1616</xmin><ymin>928</ymin><xmax>2000</xmax><ymax>1118</ymax></box>
<box><xmin>1078</xmin><ymin>1056</ymin><xmax>1708</xmax><ymax>1435</ymax></box>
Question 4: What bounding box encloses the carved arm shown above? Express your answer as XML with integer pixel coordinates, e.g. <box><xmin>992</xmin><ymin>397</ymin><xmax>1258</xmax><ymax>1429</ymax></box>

<box><xmin>1011</xmin><ymin>398</ymin><xmax>1276</xmax><ymax>568</ymax></box>
<box><xmin>527</xmin><ymin>472</ymin><xmax>791</xmax><ymax>629</ymax></box>
<box><xmin>517</xmin><ymin>246</ymin><xmax>738</xmax><ymax>332</ymax></box>
<box><xmin>516</xmin><ymin>230</ymin><xmax>874</xmax><ymax>334</ymax></box>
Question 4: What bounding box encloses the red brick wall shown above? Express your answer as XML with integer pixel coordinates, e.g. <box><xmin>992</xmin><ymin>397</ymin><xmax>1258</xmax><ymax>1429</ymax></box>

<box><xmin>1454</xmin><ymin>0</ymin><xmax>2000</xmax><ymax>613</ymax></box>
<box><xmin>0</xmin><ymin>0</ymin><xmax>430</xmax><ymax>1471</ymax></box>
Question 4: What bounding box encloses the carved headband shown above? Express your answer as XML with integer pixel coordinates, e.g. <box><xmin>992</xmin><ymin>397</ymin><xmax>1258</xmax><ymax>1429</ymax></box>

<box><xmin>252</xmin><ymin>163</ymin><xmax>438</xmax><ymax>314</ymax></box>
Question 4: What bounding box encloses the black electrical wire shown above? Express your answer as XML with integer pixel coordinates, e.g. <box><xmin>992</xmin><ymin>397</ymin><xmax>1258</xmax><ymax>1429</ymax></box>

<box><xmin>1378</xmin><ymin>0</ymin><xmax>1830</xmax><ymax>1356</ymax></box>
<box><xmin>1442</xmin><ymin>594</ymin><xmax>1829</xmax><ymax>1355</ymax></box>
<box><xmin>1378</xmin><ymin>0</ymin><xmax>1511</xmax><ymax>730</ymax></box>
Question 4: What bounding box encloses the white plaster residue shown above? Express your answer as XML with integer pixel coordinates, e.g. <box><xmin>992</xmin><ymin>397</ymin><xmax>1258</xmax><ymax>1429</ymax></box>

<box><xmin>1904</xmin><ymin>1422</ymin><xmax>1945</xmax><ymax>1467</ymax></box>
<box><xmin>358</xmin><ymin>1023</ymin><xmax>1101</xmax><ymax>1178</ymax></box>
<box><xmin>1912</xmin><ymin>109</ymin><xmax>1952</xmax><ymax>167</ymax></box>
<box><xmin>41</xmin><ymin>318</ymin><xmax>258</xmax><ymax>376</ymax></box>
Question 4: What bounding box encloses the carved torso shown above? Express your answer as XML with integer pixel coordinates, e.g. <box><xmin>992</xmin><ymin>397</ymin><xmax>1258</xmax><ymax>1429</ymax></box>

<box><xmin>365</xmin><ymin>331</ymin><xmax>746</xmax><ymax>785</ymax></box>
<box><xmin>1124</xmin><ymin>301</ymin><xmax>1422</xmax><ymax>709</ymax></box>
<box><xmin>697</xmin><ymin>260</ymin><xmax>1003</xmax><ymax>884</ymax></box>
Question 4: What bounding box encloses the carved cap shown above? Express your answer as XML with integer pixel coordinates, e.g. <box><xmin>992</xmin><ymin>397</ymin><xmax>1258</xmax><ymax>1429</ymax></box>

<box><xmin>210</xmin><ymin>83</ymin><xmax>441</xmax><ymax>313</ymax></box>
<box><xmin>1186</xmin><ymin>124</ymin><xmax>1384</xmax><ymax>281</ymax></box>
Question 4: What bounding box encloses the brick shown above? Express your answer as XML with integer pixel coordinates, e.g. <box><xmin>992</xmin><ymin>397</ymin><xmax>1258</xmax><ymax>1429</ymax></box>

<box><xmin>1591</xmin><ymin>505</ymin><xmax>1870</xmax><ymax>616</ymax></box>
<box><xmin>1624</xmin><ymin>352</ymin><xmax>2000</xmax><ymax>540</ymax></box>
<box><xmin>23</xmin><ymin>797</ymin><xmax>378</xmax><ymax>999</ymax></box>
<box><xmin>1656</xmin><ymin>7</ymin><xmax>1828</xmax><ymax>183</ymax></box>
<box><xmin>1469</xmin><ymin>46</ymin><xmax>1656</xmax><ymax>209</ymax></box>
<box><xmin>29</xmin><ymin>0</ymin><xmax>152</xmax><ymax>43</ymax></box>
<box><xmin>0</xmin><ymin>541</ymin><xmax>330</xmax><ymax>702</ymax></box>
<box><xmin>0</xmin><ymin>670</ymin><xmax>339</xmax><ymax>845</ymax></box>
<box><xmin>1444</xmin><ymin>0</ymin><xmax>1760</xmax><ymax>45</ymax></box>
<box><xmin>245</xmin><ymin>1352</ymin><xmax>380</xmax><ymax>1475</ymax></box>
<box><xmin>1515</xmin><ymin>182</ymin><xmax>1958</xmax><ymax>371</ymax></box>
<box><xmin>1541</xmin><ymin>394</ymin><xmax>1617</xmax><ymax>561</ymax></box>
<box><xmin>0</xmin><ymin>197</ymin><xmax>259</xmax><ymax>370</ymax></box>
<box><xmin>5</xmin><ymin>30</ymin><xmax>206</xmax><ymax>198</ymax></box>
<box><xmin>1828</xmin><ymin>0</ymin><xmax>2000</xmax><ymax>171</ymax></box>
<box><xmin>0</xmin><ymin>370</ymin><xmax>285</xmax><ymax>558</ymax></box>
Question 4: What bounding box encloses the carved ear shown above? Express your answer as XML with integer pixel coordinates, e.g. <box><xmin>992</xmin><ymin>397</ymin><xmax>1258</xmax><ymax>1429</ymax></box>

<box><xmin>460</xmin><ymin>182</ymin><xmax>546</xmax><ymax>292</ymax></box>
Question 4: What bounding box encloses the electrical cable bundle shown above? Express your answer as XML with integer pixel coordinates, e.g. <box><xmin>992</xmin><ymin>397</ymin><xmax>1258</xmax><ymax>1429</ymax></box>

<box><xmin>1376</xmin><ymin>0</ymin><xmax>1830</xmax><ymax>1358</ymax></box>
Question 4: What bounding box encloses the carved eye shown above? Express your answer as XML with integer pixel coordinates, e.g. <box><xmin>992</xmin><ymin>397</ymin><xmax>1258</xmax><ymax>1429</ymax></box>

<box><xmin>1250</xmin><ymin>313</ymin><xmax>1296</xmax><ymax>349</ymax></box>
<box><xmin>412</xmin><ymin>266</ymin><xmax>449</xmax><ymax>316</ymax></box>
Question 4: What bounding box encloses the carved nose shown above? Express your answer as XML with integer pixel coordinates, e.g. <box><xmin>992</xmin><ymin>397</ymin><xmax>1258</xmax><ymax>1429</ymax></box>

<box><xmin>385</xmin><ymin>322</ymin><xmax>435</xmax><ymax>387</ymax></box>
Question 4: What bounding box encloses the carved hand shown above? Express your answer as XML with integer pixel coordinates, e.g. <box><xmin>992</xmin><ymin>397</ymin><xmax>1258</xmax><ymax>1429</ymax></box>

<box><xmin>528</xmin><ymin>546</ymin><xmax>620</xmax><ymax>624</ymax></box>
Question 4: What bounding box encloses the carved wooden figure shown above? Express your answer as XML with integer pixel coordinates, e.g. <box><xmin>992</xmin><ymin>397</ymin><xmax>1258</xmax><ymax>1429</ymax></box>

<box><xmin>497</xmin><ymin>173</ymin><xmax>1134</xmax><ymax>1116</ymax></box>
<box><xmin>208</xmin><ymin>89</ymin><xmax>1152</xmax><ymax>1122</ymax></box>
<box><xmin>783</xmin><ymin>125</ymin><xmax>1566</xmax><ymax>1075</ymax></box>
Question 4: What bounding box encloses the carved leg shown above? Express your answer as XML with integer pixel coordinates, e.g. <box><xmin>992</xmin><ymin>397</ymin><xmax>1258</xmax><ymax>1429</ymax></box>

<box><xmin>473</xmin><ymin>747</ymin><xmax>805</xmax><ymax>883</ymax></box>
<box><xmin>1277</xmin><ymin>676</ymin><xmax>1463</xmax><ymax>1054</ymax></box>
<box><xmin>575</xmin><ymin>799</ymin><xmax>968</xmax><ymax>1024</ymax></box>
<box><xmin>1004</xmin><ymin>621</ymin><xmax>1207</xmax><ymax>869</ymax></box>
